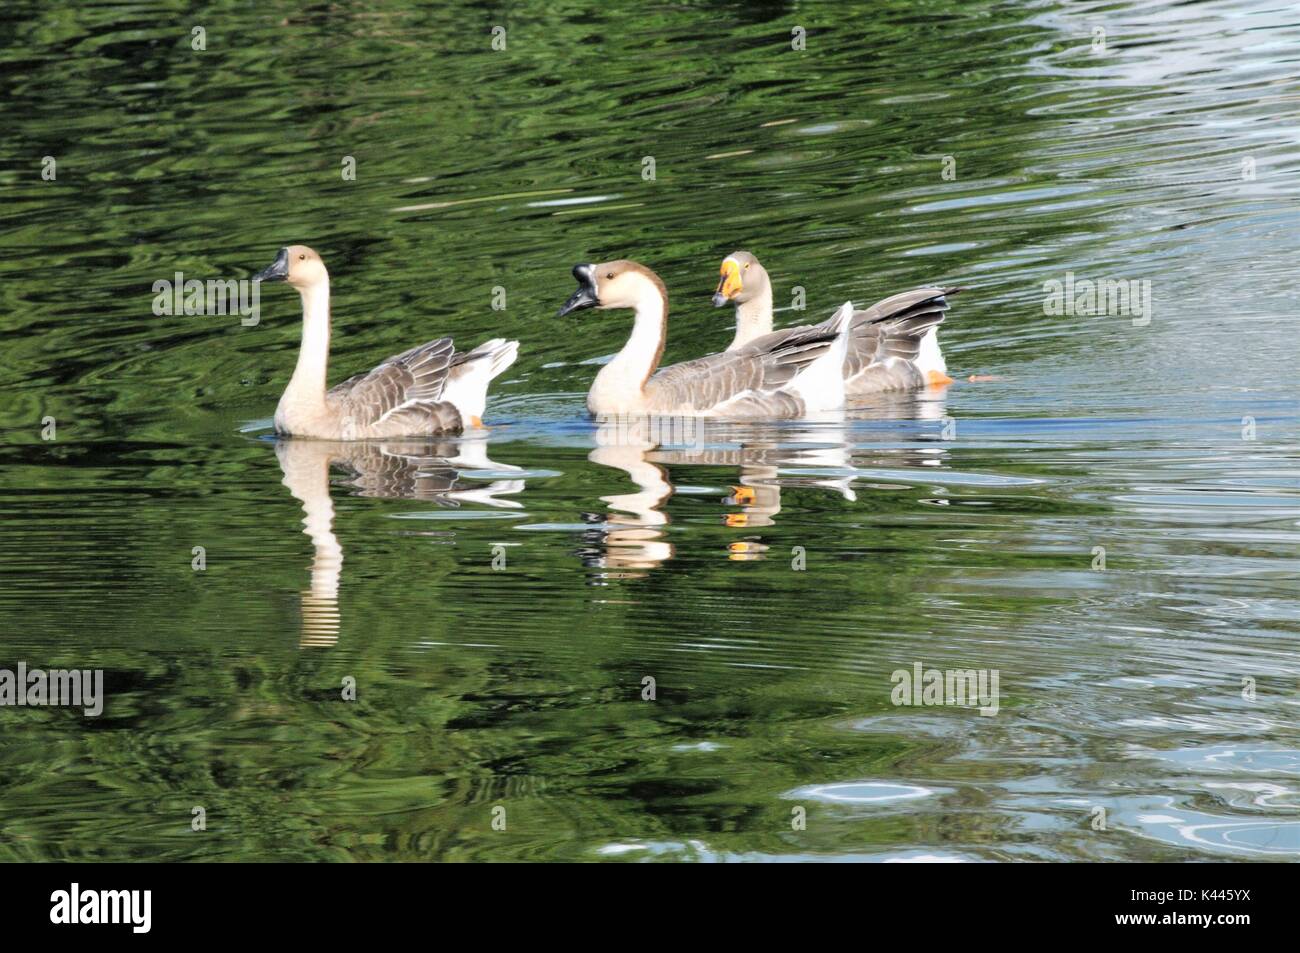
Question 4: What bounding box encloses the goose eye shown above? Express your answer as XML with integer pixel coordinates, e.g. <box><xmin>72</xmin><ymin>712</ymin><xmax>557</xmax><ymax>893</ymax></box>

<box><xmin>605</xmin><ymin>272</ymin><xmax>613</xmax><ymax>279</ymax></box>
<box><xmin>299</xmin><ymin>254</ymin><xmax>306</xmax><ymax>260</ymax></box>
<box><xmin>744</xmin><ymin>264</ymin><xmax>750</xmax><ymax>270</ymax></box>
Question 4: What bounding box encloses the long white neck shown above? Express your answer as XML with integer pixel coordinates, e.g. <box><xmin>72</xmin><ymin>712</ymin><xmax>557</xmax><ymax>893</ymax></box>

<box><xmin>285</xmin><ymin>279</ymin><xmax>331</xmax><ymax>405</ymax></box>
<box><xmin>589</xmin><ymin>280</ymin><xmax>665</xmax><ymax>414</ymax></box>
<box><xmin>727</xmin><ymin>282</ymin><xmax>774</xmax><ymax>350</ymax></box>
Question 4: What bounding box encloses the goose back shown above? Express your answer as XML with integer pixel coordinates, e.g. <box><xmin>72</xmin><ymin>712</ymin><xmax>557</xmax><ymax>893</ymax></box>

<box><xmin>326</xmin><ymin>337</ymin><xmax>464</xmax><ymax>437</ymax></box>
<box><xmin>645</xmin><ymin>321</ymin><xmax>844</xmax><ymax>417</ymax></box>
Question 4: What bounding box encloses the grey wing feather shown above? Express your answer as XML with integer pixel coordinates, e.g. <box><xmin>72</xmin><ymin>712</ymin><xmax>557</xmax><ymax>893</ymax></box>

<box><xmin>328</xmin><ymin>337</ymin><xmax>457</xmax><ymax>428</ymax></box>
<box><xmin>846</xmin><ymin>287</ymin><xmax>960</xmax><ymax>381</ymax></box>
<box><xmin>646</xmin><ymin>351</ymin><xmax>760</xmax><ymax>412</ymax></box>
<box><xmin>365</xmin><ymin>401</ymin><xmax>463</xmax><ymax>435</ymax></box>
<box><xmin>646</xmin><ymin>324</ymin><xmax>838</xmax><ymax>414</ymax></box>
<box><xmin>712</xmin><ymin>287</ymin><xmax>960</xmax><ymax>400</ymax></box>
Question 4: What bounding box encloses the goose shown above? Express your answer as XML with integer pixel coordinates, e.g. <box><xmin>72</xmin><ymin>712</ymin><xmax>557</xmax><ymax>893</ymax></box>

<box><xmin>254</xmin><ymin>245</ymin><xmax>518</xmax><ymax>439</ymax></box>
<box><xmin>556</xmin><ymin>259</ymin><xmax>852</xmax><ymax>418</ymax></box>
<box><xmin>712</xmin><ymin>250</ymin><xmax>960</xmax><ymax>395</ymax></box>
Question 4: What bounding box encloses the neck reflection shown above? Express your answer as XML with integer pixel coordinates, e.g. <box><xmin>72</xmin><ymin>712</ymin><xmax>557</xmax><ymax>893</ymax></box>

<box><xmin>276</xmin><ymin>437</ymin><xmax>525</xmax><ymax>647</ymax></box>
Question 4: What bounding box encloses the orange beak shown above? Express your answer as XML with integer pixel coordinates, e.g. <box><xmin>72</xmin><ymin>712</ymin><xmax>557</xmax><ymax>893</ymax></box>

<box><xmin>729</xmin><ymin>485</ymin><xmax>758</xmax><ymax>505</ymax></box>
<box><xmin>713</xmin><ymin>259</ymin><xmax>743</xmax><ymax>305</ymax></box>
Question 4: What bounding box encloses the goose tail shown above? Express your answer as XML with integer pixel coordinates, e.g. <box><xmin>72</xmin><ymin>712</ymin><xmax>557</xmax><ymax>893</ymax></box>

<box><xmin>443</xmin><ymin>338</ymin><xmax>520</xmax><ymax>428</ymax></box>
<box><xmin>467</xmin><ymin>338</ymin><xmax>520</xmax><ymax>381</ymax></box>
<box><xmin>857</xmin><ymin>287</ymin><xmax>961</xmax><ymax>386</ymax></box>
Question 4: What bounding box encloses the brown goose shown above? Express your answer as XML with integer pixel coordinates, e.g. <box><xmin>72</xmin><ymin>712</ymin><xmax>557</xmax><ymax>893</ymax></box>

<box><xmin>254</xmin><ymin>245</ymin><xmax>518</xmax><ymax>439</ymax></box>
<box><xmin>713</xmin><ymin>250</ymin><xmax>960</xmax><ymax>395</ymax></box>
<box><xmin>557</xmin><ymin>260</ymin><xmax>852</xmax><ymax>418</ymax></box>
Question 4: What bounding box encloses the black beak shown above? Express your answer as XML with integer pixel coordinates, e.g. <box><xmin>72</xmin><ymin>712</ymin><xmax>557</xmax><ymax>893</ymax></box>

<box><xmin>557</xmin><ymin>263</ymin><xmax>599</xmax><ymax>317</ymax></box>
<box><xmin>253</xmin><ymin>248</ymin><xmax>290</xmax><ymax>283</ymax></box>
<box><xmin>712</xmin><ymin>274</ymin><xmax>732</xmax><ymax>308</ymax></box>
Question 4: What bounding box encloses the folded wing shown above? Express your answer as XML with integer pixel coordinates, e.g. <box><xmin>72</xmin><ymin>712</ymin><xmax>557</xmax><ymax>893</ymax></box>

<box><xmin>646</xmin><ymin>321</ymin><xmax>843</xmax><ymax>415</ymax></box>
<box><xmin>327</xmin><ymin>337</ymin><xmax>461</xmax><ymax>431</ymax></box>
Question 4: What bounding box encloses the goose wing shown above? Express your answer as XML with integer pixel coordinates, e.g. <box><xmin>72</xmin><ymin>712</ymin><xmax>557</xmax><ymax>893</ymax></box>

<box><xmin>729</xmin><ymin>295</ymin><xmax>921</xmax><ymax>380</ymax></box>
<box><xmin>328</xmin><ymin>337</ymin><xmax>458</xmax><ymax>428</ymax></box>
<box><xmin>646</xmin><ymin>323</ymin><xmax>841</xmax><ymax>414</ymax></box>
<box><xmin>846</xmin><ymin>287</ymin><xmax>957</xmax><ymax>377</ymax></box>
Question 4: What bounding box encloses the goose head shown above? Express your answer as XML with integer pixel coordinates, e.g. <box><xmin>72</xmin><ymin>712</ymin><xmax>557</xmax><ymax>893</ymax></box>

<box><xmin>557</xmin><ymin>260</ymin><xmax>668</xmax><ymax>316</ymax></box>
<box><xmin>712</xmin><ymin>250</ymin><xmax>769</xmax><ymax>308</ymax></box>
<box><xmin>254</xmin><ymin>244</ymin><xmax>329</xmax><ymax>290</ymax></box>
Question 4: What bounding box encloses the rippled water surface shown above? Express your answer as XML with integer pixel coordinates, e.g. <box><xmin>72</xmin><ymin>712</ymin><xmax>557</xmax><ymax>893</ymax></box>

<box><xmin>0</xmin><ymin>0</ymin><xmax>1297</xmax><ymax>861</ymax></box>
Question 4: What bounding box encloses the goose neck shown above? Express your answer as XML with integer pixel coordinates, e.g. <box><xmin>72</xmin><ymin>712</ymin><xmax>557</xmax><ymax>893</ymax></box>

<box><xmin>590</xmin><ymin>283</ymin><xmax>666</xmax><ymax>413</ymax></box>
<box><xmin>729</xmin><ymin>283</ymin><xmax>774</xmax><ymax>350</ymax></box>
<box><xmin>288</xmin><ymin>279</ymin><xmax>331</xmax><ymax>402</ymax></box>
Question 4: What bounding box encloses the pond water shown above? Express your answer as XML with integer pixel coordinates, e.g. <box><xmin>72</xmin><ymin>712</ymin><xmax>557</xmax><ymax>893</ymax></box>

<box><xmin>0</xmin><ymin>0</ymin><xmax>1297</xmax><ymax>860</ymax></box>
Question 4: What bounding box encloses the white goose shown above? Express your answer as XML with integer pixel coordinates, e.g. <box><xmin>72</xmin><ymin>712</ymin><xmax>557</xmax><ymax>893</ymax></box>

<box><xmin>712</xmin><ymin>250</ymin><xmax>960</xmax><ymax>395</ymax></box>
<box><xmin>254</xmin><ymin>245</ymin><xmax>518</xmax><ymax>439</ymax></box>
<box><xmin>557</xmin><ymin>259</ymin><xmax>852</xmax><ymax>418</ymax></box>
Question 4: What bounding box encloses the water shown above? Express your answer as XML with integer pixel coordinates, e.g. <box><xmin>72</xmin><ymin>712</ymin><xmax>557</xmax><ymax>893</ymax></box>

<box><xmin>0</xmin><ymin>0</ymin><xmax>1297</xmax><ymax>861</ymax></box>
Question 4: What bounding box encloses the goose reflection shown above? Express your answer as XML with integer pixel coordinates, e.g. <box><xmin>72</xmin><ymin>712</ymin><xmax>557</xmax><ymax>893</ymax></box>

<box><xmin>845</xmin><ymin>389</ymin><xmax>955</xmax><ymax>475</ymax></box>
<box><xmin>581</xmin><ymin>419</ymin><xmax>675</xmax><ymax>577</ymax></box>
<box><xmin>580</xmin><ymin>389</ymin><xmax>957</xmax><ymax>571</ymax></box>
<box><xmin>582</xmin><ymin>414</ymin><xmax>865</xmax><ymax>571</ymax></box>
<box><xmin>847</xmin><ymin>387</ymin><xmax>951</xmax><ymax>425</ymax></box>
<box><xmin>276</xmin><ymin>438</ymin><xmax>524</xmax><ymax>647</ymax></box>
<box><xmin>668</xmin><ymin>422</ymin><xmax>859</xmax><ymax>561</ymax></box>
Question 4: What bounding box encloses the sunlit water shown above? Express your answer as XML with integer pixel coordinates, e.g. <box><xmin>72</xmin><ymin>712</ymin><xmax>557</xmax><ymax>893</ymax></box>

<box><xmin>0</xmin><ymin>0</ymin><xmax>1297</xmax><ymax>861</ymax></box>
